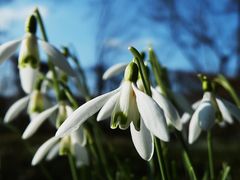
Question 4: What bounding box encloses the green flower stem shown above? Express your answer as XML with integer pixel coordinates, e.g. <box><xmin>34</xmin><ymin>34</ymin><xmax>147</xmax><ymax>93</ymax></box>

<box><xmin>34</xmin><ymin>8</ymin><xmax>61</xmax><ymax>101</ymax></box>
<box><xmin>129</xmin><ymin>46</ymin><xmax>151</xmax><ymax>95</ymax></box>
<box><xmin>175</xmin><ymin>131</ymin><xmax>197</xmax><ymax>180</ymax></box>
<box><xmin>67</xmin><ymin>154</ymin><xmax>79</xmax><ymax>180</ymax></box>
<box><xmin>129</xmin><ymin>46</ymin><xmax>169</xmax><ymax>180</ymax></box>
<box><xmin>207</xmin><ymin>131</ymin><xmax>215</xmax><ymax>180</ymax></box>
<box><xmin>154</xmin><ymin>138</ymin><xmax>168</xmax><ymax>180</ymax></box>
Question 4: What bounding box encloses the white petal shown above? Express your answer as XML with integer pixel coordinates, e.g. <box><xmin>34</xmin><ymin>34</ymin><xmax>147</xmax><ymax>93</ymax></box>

<box><xmin>202</xmin><ymin>92</ymin><xmax>213</xmax><ymax>102</ymax></box>
<box><xmin>29</xmin><ymin>112</ymin><xmax>40</xmax><ymax>121</ymax></box>
<box><xmin>197</xmin><ymin>102</ymin><xmax>215</xmax><ymax>130</ymax></box>
<box><xmin>4</xmin><ymin>95</ymin><xmax>30</xmax><ymax>123</ymax></box>
<box><xmin>38</xmin><ymin>40</ymin><xmax>75</xmax><ymax>76</ymax></box>
<box><xmin>130</xmin><ymin>120</ymin><xmax>154</xmax><ymax>161</ymax></box>
<box><xmin>0</xmin><ymin>39</ymin><xmax>21</xmax><ymax>64</ymax></box>
<box><xmin>132</xmin><ymin>84</ymin><xmax>169</xmax><ymax>142</ymax></box>
<box><xmin>102</xmin><ymin>63</ymin><xmax>128</xmax><ymax>80</ymax></box>
<box><xmin>221</xmin><ymin>99</ymin><xmax>240</xmax><ymax>122</ymax></box>
<box><xmin>180</xmin><ymin>112</ymin><xmax>191</xmax><ymax>124</ymax></box>
<box><xmin>56</xmin><ymin>88</ymin><xmax>120</xmax><ymax>137</ymax></box>
<box><xmin>192</xmin><ymin>100</ymin><xmax>201</xmax><ymax>110</ymax></box>
<box><xmin>31</xmin><ymin>136</ymin><xmax>60</xmax><ymax>166</ymax></box>
<box><xmin>65</xmin><ymin>105</ymin><xmax>74</xmax><ymax>116</ymax></box>
<box><xmin>216</xmin><ymin>99</ymin><xmax>233</xmax><ymax>124</ymax></box>
<box><xmin>151</xmin><ymin>87</ymin><xmax>182</xmax><ymax>131</ymax></box>
<box><xmin>22</xmin><ymin>104</ymin><xmax>59</xmax><ymax>139</ymax></box>
<box><xmin>70</xmin><ymin>127</ymin><xmax>87</xmax><ymax>146</ymax></box>
<box><xmin>46</xmin><ymin>143</ymin><xmax>60</xmax><ymax>161</ymax></box>
<box><xmin>19</xmin><ymin>67</ymin><xmax>38</xmax><ymax>94</ymax></box>
<box><xmin>72</xmin><ymin>143</ymin><xmax>89</xmax><ymax>167</ymax></box>
<box><xmin>97</xmin><ymin>92</ymin><xmax>119</xmax><ymax>121</ymax></box>
<box><xmin>188</xmin><ymin>111</ymin><xmax>202</xmax><ymax>144</ymax></box>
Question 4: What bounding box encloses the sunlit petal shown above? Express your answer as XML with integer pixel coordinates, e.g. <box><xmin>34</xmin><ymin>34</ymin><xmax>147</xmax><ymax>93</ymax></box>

<box><xmin>130</xmin><ymin>120</ymin><xmax>154</xmax><ymax>161</ymax></box>
<box><xmin>103</xmin><ymin>63</ymin><xmax>128</xmax><ymax>80</ymax></box>
<box><xmin>31</xmin><ymin>136</ymin><xmax>60</xmax><ymax>166</ymax></box>
<box><xmin>188</xmin><ymin>110</ymin><xmax>202</xmax><ymax>144</ymax></box>
<box><xmin>38</xmin><ymin>40</ymin><xmax>75</xmax><ymax>76</ymax></box>
<box><xmin>132</xmin><ymin>84</ymin><xmax>169</xmax><ymax>142</ymax></box>
<box><xmin>118</xmin><ymin>81</ymin><xmax>132</xmax><ymax>129</ymax></box>
<box><xmin>56</xmin><ymin>88</ymin><xmax>120</xmax><ymax>137</ymax></box>
<box><xmin>151</xmin><ymin>87</ymin><xmax>182</xmax><ymax>131</ymax></box>
<box><xmin>0</xmin><ymin>39</ymin><xmax>22</xmax><ymax>64</ymax></box>
<box><xmin>216</xmin><ymin>98</ymin><xmax>233</xmax><ymax>124</ymax></box>
<box><xmin>221</xmin><ymin>99</ymin><xmax>240</xmax><ymax>122</ymax></box>
<box><xmin>4</xmin><ymin>95</ymin><xmax>30</xmax><ymax>123</ymax></box>
<box><xmin>97</xmin><ymin>92</ymin><xmax>119</xmax><ymax>121</ymax></box>
<box><xmin>22</xmin><ymin>104</ymin><xmax>59</xmax><ymax>139</ymax></box>
<box><xmin>19</xmin><ymin>67</ymin><xmax>38</xmax><ymax>94</ymax></box>
<box><xmin>180</xmin><ymin>112</ymin><xmax>191</xmax><ymax>124</ymax></box>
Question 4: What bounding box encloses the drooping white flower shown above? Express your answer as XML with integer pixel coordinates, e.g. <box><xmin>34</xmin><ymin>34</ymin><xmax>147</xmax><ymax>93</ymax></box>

<box><xmin>0</xmin><ymin>14</ymin><xmax>75</xmax><ymax>93</ymax></box>
<box><xmin>22</xmin><ymin>101</ymin><xmax>73</xmax><ymax>139</ymax></box>
<box><xmin>188</xmin><ymin>91</ymin><xmax>240</xmax><ymax>144</ymax></box>
<box><xmin>31</xmin><ymin>126</ymin><xmax>88</xmax><ymax>167</ymax></box>
<box><xmin>31</xmin><ymin>106</ymin><xmax>88</xmax><ymax>167</ymax></box>
<box><xmin>56</xmin><ymin>62</ymin><xmax>169</xmax><ymax>161</ymax></box>
<box><xmin>4</xmin><ymin>89</ymin><xmax>48</xmax><ymax>123</ymax></box>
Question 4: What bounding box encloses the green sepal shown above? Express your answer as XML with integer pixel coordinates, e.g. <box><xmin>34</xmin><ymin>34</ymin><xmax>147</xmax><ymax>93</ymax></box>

<box><xmin>124</xmin><ymin>62</ymin><xmax>138</xmax><ymax>82</ymax></box>
<box><xmin>59</xmin><ymin>136</ymin><xmax>71</xmax><ymax>155</ymax></box>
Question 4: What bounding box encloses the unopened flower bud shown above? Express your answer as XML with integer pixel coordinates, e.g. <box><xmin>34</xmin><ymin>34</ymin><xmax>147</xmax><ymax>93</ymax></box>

<box><xmin>124</xmin><ymin>62</ymin><xmax>138</xmax><ymax>82</ymax></box>
<box><xmin>25</xmin><ymin>15</ymin><xmax>37</xmax><ymax>34</ymax></box>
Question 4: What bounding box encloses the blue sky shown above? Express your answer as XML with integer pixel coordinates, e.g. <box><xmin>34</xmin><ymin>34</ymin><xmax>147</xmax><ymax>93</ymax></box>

<box><xmin>0</xmin><ymin>0</ymin><xmax>238</xmax><ymax>95</ymax></box>
<box><xmin>0</xmin><ymin>0</ymin><xmax>196</xmax><ymax>71</ymax></box>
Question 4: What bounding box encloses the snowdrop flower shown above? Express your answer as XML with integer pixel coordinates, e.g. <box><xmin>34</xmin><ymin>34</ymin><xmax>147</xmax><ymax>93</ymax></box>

<box><xmin>188</xmin><ymin>89</ymin><xmax>240</xmax><ymax>144</ymax></box>
<box><xmin>22</xmin><ymin>100</ymin><xmax>72</xmax><ymax>140</ymax></box>
<box><xmin>32</xmin><ymin>126</ymin><xmax>88</xmax><ymax>167</ymax></box>
<box><xmin>4</xmin><ymin>87</ymin><xmax>49</xmax><ymax>123</ymax></box>
<box><xmin>103</xmin><ymin>63</ymin><xmax>182</xmax><ymax>130</ymax></box>
<box><xmin>56</xmin><ymin>62</ymin><xmax>169</xmax><ymax>161</ymax></box>
<box><xmin>0</xmin><ymin>14</ymin><xmax>75</xmax><ymax>93</ymax></box>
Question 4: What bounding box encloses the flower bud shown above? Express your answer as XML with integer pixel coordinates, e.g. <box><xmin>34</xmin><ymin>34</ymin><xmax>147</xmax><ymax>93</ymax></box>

<box><xmin>25</xmin><ymin>15</ymin><xmax>37</xmax><ymax>34</ymax></box>
<box><xmin>124</xmin><ymin>62</ymin><xmax>138</xmax><ymax>82</ymax></box>
<box><xmin>198</xmin><ymin>74</ymin><xmax>212</xmax><ymax>92</ymax></box>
